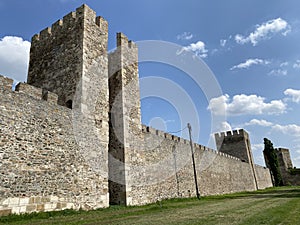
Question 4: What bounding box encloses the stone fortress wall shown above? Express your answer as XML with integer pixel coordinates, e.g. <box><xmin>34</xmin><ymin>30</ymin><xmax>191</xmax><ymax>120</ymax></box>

<box><xmin>0</xmin><ymin>4</ymin><xmax>273</xmax><ymax>215</ymax></box>
<box><xmin>0</xmin><ymin>75</ymin><xmax>109</xmax><ymax>216</ymax></box>
<box><xmin>275</xmin><ymin>148</ymin><xmax>300</xmax><ymax>186</ymax></box>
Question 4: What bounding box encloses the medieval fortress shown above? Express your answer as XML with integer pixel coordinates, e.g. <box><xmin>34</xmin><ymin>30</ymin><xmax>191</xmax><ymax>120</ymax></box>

<box><xmin>0</xmin><ymin>4</ymin><xmax>286</xmax><ymax>216</ymax></box>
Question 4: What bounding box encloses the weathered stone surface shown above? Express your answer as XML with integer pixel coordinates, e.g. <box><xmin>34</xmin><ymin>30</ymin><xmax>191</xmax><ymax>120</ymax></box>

<box><xmin>0</xmin><ymin>4</ymin><xmax>273</xmax><ymax>216</ymax></box>
<box><xmin>0</xmin><ymin>4</ymin><xmax>109</xmax><ymax>215</ymax></box>
<box><xmin>276</xmin><ymin>148</ymin><xmax>300</xmax><ymax>186</ymax></box>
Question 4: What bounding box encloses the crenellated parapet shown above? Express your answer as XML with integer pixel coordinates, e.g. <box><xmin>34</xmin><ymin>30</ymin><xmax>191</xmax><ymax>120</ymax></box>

<box><xmin>141</xmin><ymin>124</ymin><xmax>242</xmax><ymax>162</ymax></box>
<box><xmin>108</xmin><ymin>32</ymin><xmax>138</xmax><ymax>77</ymax></box>
<box><xmin>0</xmin><ymin>75</ymin><xmax>58</xmax><ymax>105</ymax></box>
<box><xmin>214</xmin><ymin>129</ymin><xmax>253</xmax><ymax>162</ymax></box>
<box><xmin>117</xmin><ymin>32</ymin><xmax>137</xmax><ymax>49</ymax></box>
<box><xmin>0</xmin><ymin>75</ymin><xmax>13</xmax><ymax>91</ymax></box>
<box><xmin>28</xmin><ymin>4</ymin><xmax>109</xmax><ymax>107</ymax></box>
<box><xmin>15</xmin><ymin>82</ymin><xmax>43</xmax><ymax>100</ymax></box>
<box><xmin>31</xmin><ymin>4</ymin><xmax>108</xmax><ymax>44</ymax></box>
<box><xmin>215</xmin><ymin>129</ymin><xmax>249</xmax><ymax>140</ymax></box>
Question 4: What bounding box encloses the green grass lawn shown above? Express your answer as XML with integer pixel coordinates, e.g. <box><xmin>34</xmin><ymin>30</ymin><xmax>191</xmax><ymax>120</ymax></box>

<box><xmin>1</xmin><ymin>186</ymin><xmax>300</xmax><ymax>225</ymax></box>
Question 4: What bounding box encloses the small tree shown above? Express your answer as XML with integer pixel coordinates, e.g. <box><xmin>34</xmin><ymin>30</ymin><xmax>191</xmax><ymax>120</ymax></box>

<box><xmin>263</xmin><ymin>138</ymin><xmax>283</xmax><ymax>186</ymax></box>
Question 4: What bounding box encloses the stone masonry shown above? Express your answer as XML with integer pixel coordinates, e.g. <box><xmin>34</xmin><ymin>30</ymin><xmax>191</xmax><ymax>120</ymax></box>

<box><xmin>264</xmin><ymin>148</ymin><xmax>300</xmax><ymax>186</ymax></box>
<box><xmin>0</xmin><ymin>4</ymin><xmax>273</xmax><ymax>216</ymax></box>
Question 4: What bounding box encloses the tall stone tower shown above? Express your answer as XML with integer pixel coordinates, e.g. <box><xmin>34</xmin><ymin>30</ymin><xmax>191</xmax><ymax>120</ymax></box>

<box><xmin>276</xmin><ymin>148</ymin><xmax>293</xmax><ymax>170</ymax></box>
<box><xmin>215</xmin><ymin>129</ymin><xmax>258</xmax><ymax>189</ymax></box>
<box><xmin>27</xmin><ymin>4</ymin><xmax>108</xmax><ymax>109</ymax></box>
<box><xmin>108</xmin><ymin>33</ymin><xmax>141</xmax><ymax>205</ymax></box>
<box><xmin>27</xmin><ymin>4</ymin><xmax>110</xmax><ymax>194</ymax></box>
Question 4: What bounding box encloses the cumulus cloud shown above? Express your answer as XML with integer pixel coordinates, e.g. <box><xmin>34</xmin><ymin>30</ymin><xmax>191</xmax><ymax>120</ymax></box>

<box><xmin>273</xmin><ymin>124</ymin><xmax>300</xmax><ymax>137</ymax></box>
<box><xmin>293</xmin><ymin>60</ymin><xmax>300</xmax><ymax>69</ymax></box>
<box><xmin>252</xmin><ymin>144</ymin><xmax>265</xmax><ymax>152</ymax></box>
<box><xmin>243</xmin><ymin>118</ymin><xmax>300</xmax><ymax>137</ymax></box>
<box><xmin>235</xmin><ymin>18</ymin><xmax>291</xmax><ymax>46</ymax></box>
<box><xmin>177</xmin><ymin>40</ymin><xmax>208</xmax><ymax>58</ymax></box>
<box><xmin>245</xmin><ymin>119</ymin><xmax>273</xmax><ymax>127</ymax></box>
<box><xmin>268</xmin><ymin>69</ymin><xmax>287</xmax><ymax>76</ymax></box>
<box><xmin>216</xmin><ymin>121</ymin><xmax>232</xmax><ymax>133</ymax></box>
<box><xmin>284</xmin><ymin>88</ymin><xmax>300</xmax><ymax>103</ymax></box>
<box><xmin>0</xmin><ymin>36</ymin><xmax>30</xmax><ymax>82</ymax></box>
<box><xmin>177</xmin><ymin>32</ymin><xmax>193</xmax><ymax>40</ymax></box>
<box><xmin>208</xmin><ymin>94</ymin><xmax>286</xmax><ymax>116</ymax></box>
<box><xmin>230</xmin><ymin>58</ymin><xmax>270</xmax><ymax>70</ymax></box>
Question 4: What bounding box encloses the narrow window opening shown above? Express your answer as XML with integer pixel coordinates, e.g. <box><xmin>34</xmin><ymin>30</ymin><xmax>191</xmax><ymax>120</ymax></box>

<box><xmin>66</xmin><ymin>100</ymin><xmax>73</xmax><ymax>109</ymax></box>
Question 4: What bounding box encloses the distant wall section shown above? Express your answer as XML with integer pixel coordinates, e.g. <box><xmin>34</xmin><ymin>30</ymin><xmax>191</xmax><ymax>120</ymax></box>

<box><xmin>124</xmin><ymin>126</ymin><xmax>272</xmax><ymax>206</ymax></box>
<box><xmin>276</xmin><ymin>148</ymin><xmax>300</xmax><ymax>186</ymax></box>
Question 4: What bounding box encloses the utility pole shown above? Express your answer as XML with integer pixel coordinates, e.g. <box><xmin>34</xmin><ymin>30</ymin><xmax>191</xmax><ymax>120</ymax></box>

<box><xmin>187</xmin><ymin>123</ymin><xmax>200</xmax><ymax>199</ymax></box>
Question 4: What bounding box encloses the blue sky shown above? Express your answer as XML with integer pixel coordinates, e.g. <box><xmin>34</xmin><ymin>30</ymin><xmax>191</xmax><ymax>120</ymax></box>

<box><xmin>1</xmin><ymin>0</ymin><xmax>300</xmax><ymax>167</ymax></box>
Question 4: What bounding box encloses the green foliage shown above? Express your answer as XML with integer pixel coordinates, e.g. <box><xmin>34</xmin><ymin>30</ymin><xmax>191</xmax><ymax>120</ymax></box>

<box><xmin>263</xmin><ymin>138</ymin><xmax>283</xmax><ymax>186</ymax></box>
<box><xmin>1</xmin><ymin>187</ymin><xmax>300</xmax><ymax>225</ymax></box>
<box><xmin>0</xmin><ymin>209</ymin><xmax>82</xmax><ymax>223</ymax></box>
<box><xmin>289</xmin><ymin>168</ymin><xmax>300</xmax><ymax>175</ymax></box>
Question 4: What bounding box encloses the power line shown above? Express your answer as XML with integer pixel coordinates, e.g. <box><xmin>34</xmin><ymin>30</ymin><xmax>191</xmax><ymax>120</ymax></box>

<box><xmin>168</xmin><ymin>126</ymin><xmax>188</xmax><ymax>134</ymax></box>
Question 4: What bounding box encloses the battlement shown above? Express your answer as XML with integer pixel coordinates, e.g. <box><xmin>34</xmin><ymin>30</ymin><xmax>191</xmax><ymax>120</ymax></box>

<box><xmin>117</xmin><ymin>32</ymin><xmax>137</xmax><ymax>49</ymax></box>
<box><xmin>15</xmin><ymin>82</ymin><xmax>43</xmax><ymax>100</ymax></box>
<box><xmin>0</xmin><ymin>75</ymin><xmax>58</xmax><ymax>105</ymax></box>
<box><xmin>32</xmin><ymin>4</ymin><xmax>108</xmax><ymax>43</ymax></box>
<box><xmin>215</xmin><ymin>129</ymin><xmax>249</xmax><ymax>139</ymax></box>
<box><xmin>140</xmin><ymin>124</ymin><xmax>241</xmax><ymax>161</ymax></box>
<box><xmin>141</xmin><ymin>124</ymin><xmax>186</xmax><ymax>143</ymax></box>
<box><xmin>0</xmin><ymin>75</ymin><xmax>13</xmax><ymax>91</ymax></box>
<box><xmin>16</xmin><ymin>83</ymin><xmax>58</xmax><ymax>104</ymax></box>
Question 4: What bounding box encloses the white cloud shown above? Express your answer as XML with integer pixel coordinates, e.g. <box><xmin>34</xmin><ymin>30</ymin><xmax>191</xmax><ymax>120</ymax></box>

<box><xmin>208</xmin><ymin>94</ymin><xmax>286</xmax><ymax>116</ymax></box>
<box><xmin>243</xmin><ymin>118</ymin><xmax>300</xmax><ymax>137</ymax></box>
<box><xmin>293</xmin><ymin>60</ymin><xmax>300</xmax><ymax>69</ymax></box>
<box><xmin>245</xmin><ymin>119</ymin><xmax>273</xmax><ymax>127</ymax></box>
<box><xmin>217</xmin><ymin>121</ymin><xmax>232</xmax><ymax>132</ymax></box>
<box><xmin>177</xmin><ymin>40</ymin><xmax>208</xmax><ymax>58</ymax></box>
<box><xmin>177</xmin><ymin>32</ymin><xmax>193</xmax><ymax>41</ymax></box>
<box><xmin>272</xmin><ymin>124</ymin><xmax>300</xmax><ymax>137</ymax></box>
<box><xmin>0</xmin><ymin>36</ymin><xmax>30</xmax><ymax>82</ymax></box>
<box><xmin>235</xmin><ymin>18</ymin><xmax>291</xmax><ymax>46</ymax></box>
<box><xmin>268</xmin><ymin>69</ymin><xmax>287</xmax><ymax>76</ymax></box>
<box><xmin>230</xmin><ymin>58</ymin><xmax>269</xmax><ymax>70</ymax></box>
<box><xmin>220</xmin><ymin>39</ymin><xmax>227</xmax><ymax>47</ymax></box>
<box><xmin>252</xmin><ymin>143</ymin><xmax>264</xmax><ymax>152</ymax></box>
<box><xmin>284</xmin><ymin>88</ymin><xmax>300</xmax><ymax>103</ymax></box>
<box><xmin>280</xmin><ymin>62</ymin><xmax>289</xmax><ymax>67</ymax></box>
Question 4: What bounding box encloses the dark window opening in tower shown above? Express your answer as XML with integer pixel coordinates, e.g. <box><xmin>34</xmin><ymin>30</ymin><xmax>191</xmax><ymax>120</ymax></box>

<box><xmin>66</xmin><ymin>100</ymin><xmax>73</xmax><ymax>109</ymax></box>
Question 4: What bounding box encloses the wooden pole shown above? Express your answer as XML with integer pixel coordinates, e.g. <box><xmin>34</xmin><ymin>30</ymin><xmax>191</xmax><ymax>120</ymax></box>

<box><xmin>187</xmin><ymin>123</ymin><xmax>200</xmax><ymax>199</ymax></box>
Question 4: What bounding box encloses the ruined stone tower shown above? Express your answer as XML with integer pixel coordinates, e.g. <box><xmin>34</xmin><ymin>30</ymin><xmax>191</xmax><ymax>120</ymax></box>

<box><xmin>276</xmin><ymin>148</ymin><xmax>293</xmax><ymax>170</ymax></box>
<box><xmin>214</xmin><ymin>129</ymin><xmax>258</xmax><ymax>189</ymax></box>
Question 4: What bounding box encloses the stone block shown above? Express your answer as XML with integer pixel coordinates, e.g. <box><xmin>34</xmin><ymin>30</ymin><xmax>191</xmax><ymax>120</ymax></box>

<box><xmin>19</xmin><ymin>197</ymin><xmax>29</xmax><ymax>206</ymax></box>
<box><xmin>19</xmin><ymin>206</ymin><xmax>27</xmax><ymax>213</ymax></box>
<box><xmin>0</xmin><ymin>209</ymin><xmax>11</xmax><ymax>216</ymax></box>
<box><xmin>11</xmin><ymin>206</ymin><xmax>20</xmax><ymax>214</ymax></box>
<box><xmin>50</xmin><ymin>196</ymin><xmax>59</xmax><ymax>202</ymax></box>
<box><xmin>26</xmin><ymin>204</ymin><xmax>37</xmax><ymax>212</ymax></box>
<box><xmin>9</xmin><ymin>198</ymin><xmax>20</xmax><ymax>206</ymax></box>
